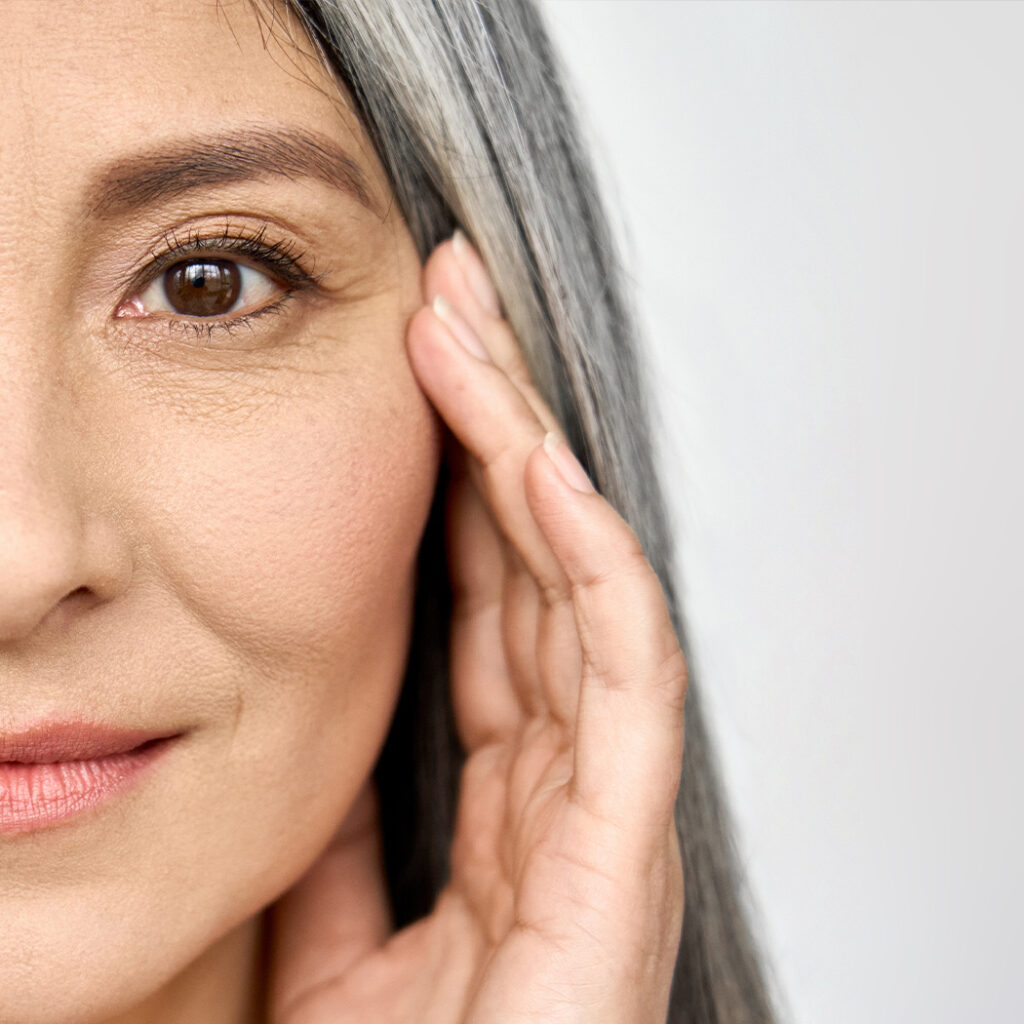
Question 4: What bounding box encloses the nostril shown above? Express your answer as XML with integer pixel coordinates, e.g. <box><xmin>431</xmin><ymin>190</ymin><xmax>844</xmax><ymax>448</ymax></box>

<box><xmin>28</xmin><ymin>586</ymin><xmax>101</xmax><ymax>638</ymax></box>
<box><xmin>61</xmin><ymin>586</ymin><xmax>96</xmax><ymax>612</ymax></box>
<box><xmin>60</xmin><ymin>585</ymin><xmax>101</xmax><ymax>612</ymax></box>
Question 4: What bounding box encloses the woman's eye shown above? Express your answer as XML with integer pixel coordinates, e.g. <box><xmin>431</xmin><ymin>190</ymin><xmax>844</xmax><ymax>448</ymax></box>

<box><xmin>123</xmin><ymin>257</ymin><xmax>284</xmax><ymax>322</ymax></box>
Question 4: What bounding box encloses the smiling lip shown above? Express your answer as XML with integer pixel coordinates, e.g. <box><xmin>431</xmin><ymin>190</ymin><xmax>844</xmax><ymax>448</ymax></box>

<box><xmin>0</xmin><ymin>722</ymin><xmax>179</xmax><ymax>836</ymax></box>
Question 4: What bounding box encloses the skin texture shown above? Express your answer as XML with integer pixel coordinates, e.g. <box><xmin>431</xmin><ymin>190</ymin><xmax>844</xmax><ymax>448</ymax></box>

<box><xmin>0</xmin><ymin>2</ymin><xmax>687</xmax><ymax>1023</ymax></box>
<box><xmin>1</xmin><ymin>1</ymin><xmax>436</xmax><ymax>1021</ymax></box>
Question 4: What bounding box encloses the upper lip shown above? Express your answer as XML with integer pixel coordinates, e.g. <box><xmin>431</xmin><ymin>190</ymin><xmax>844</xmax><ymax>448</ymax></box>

<box><xmin>0</xmin><ymin>722</ymin><xmax>180</xmax><ymax>764</ymax></box>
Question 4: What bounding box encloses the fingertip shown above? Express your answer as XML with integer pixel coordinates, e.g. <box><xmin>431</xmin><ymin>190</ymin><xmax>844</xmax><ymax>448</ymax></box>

<box><xmin>432</xmin><ymin>295</ymin><xmax>492</xmax><ymax>362</ymax></box>
<box><xmin>406</xmin><ymin>302</ymin><xmax>472</xmax><ymax>403</ymax></box>
<box><xmin>524</xmin><ymin>434</ymin><xmax>596</xmax><ymax>520</ymax></box>
<box><xmin>405</xmin><ymin>303</ymin><xmax>443</xmax><ymax>364</ymax></box>
<box><xmin>523</xmin><ymin>437</ymin><xmax>593</xmax><ymax>548</ymax></box>
<box><xmin>452</xmin><ymin>229</ymin><xmax>502</xmax><ymax>316</ymax></box>
<box><xmin>542</xmin><ymin>433</ymin><xmax>595</xmax><ymax>494</ymax></box>
<box><xmin>526</xmin><ymin>438</ymin><xmax>656</xmax><ymax>593</ymax></box>
<box><xmin>421</xmin><ymin>236</ymin><xmax>463</xmax><ymax>303</ymax></box>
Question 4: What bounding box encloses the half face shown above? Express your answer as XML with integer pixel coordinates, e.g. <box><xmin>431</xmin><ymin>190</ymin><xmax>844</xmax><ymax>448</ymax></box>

<box><xmin>0</xmin><ymin>1</ymin><xmax>439</xmax><ymax>1020</ymax></box>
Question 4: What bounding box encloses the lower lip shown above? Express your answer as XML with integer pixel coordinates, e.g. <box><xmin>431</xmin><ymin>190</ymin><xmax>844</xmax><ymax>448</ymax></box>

<box><xmin>0</xmin><ymin>739</ymin><xmax>174</xmax><ymax>836</ymax></box>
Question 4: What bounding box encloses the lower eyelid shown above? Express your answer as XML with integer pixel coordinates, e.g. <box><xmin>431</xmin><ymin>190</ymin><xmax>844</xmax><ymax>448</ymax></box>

<box><xmin>159</xmin><ymin>294</ymin><xmax>296</xmax><ymax>343</ymax></box>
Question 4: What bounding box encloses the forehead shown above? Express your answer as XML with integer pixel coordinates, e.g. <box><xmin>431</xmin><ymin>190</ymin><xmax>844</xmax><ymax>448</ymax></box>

<box><xmin>0</xmin><ymin>0</ymin><xmax>382</xmax><ymax>210</ymax></box>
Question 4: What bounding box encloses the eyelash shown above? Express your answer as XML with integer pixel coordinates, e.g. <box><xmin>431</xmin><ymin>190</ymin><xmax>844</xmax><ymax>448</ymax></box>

<box><xmin>123</xmin><ymin>222</ymin><xmax>323</xmax><ymax>341</ymax></box>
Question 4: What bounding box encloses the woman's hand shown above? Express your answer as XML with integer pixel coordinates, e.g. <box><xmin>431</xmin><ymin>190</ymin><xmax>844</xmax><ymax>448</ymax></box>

<box><xmin>267</xmin><ymin>234</ymin><xmax>688</xmax><ymax>1024</ymax></box>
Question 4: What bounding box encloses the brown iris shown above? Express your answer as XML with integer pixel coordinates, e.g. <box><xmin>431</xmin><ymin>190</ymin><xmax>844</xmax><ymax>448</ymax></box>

<box><xmin>163</xmin><ymin>260</ymin><xmax>241</xmax><ymax>317</ymax></box>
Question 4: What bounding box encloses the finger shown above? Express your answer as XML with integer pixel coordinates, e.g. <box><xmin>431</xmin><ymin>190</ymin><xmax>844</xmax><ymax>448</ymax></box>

<box><xmin>406</xmin><ymin>301</ymin><xmax>569</xmax><ymax>604</ymax></box>
<box><xmin>448</xmin><ymin>444</ymin><xmax>551</xmax><ymax>735</ymax></box>
<box><xmin>446</xmin><ymin>456</ymin><xmax>526</xmax><ymax>750</ymax></box>
<box><xmin>423</xmin><ymin>234</ymin><xmax>563</xmax><ymax>436</ymax></box>
<box><xmin>536</xmin><ymin>590</ymin><xmax>583</xmax><ymax>729</ymax></box>
<box><xmin>449</xmin><ymin>428</ymin><xmax>579</xmax><ymax>731</ymax></box>
<box><xmin>524</xmin><ymin>435</ymin><xmax>689</xmax><ymax>832</ymax></box>
<box><xmin>267</xmin><ymin>781</ymin><xmax>391</xmax><ymax>1023</ymax></box>
<box><xmin>413</xmin><ymin>250</ymin><xmax>581</xmax><ymax>725</ymax></box>
<box><xmin>500</xmin><ymin>547</ymin><xmax>547</xmax><ymax>718</ymax></box>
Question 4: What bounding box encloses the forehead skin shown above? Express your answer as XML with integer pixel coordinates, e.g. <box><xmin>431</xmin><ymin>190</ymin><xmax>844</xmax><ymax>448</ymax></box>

<box><xmin>0</xmin><ymin>0</ymin><xmax>381</xmax><ymax>205</ymax></box>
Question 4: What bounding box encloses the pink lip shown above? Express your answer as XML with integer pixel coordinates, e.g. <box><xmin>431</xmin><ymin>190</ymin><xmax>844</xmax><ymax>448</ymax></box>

<box><xmin>0</xmin><ymin>722</ymin><xmax>180</xmax><ymax>836</ymax></box>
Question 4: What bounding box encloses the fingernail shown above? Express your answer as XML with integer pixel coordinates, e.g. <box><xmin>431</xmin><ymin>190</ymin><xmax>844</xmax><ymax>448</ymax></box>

<box><xmin>433</xmin><ymin>295</ymin><xmax>491</xmax><ymax>362</ymax></box>
<box><xmin>543</xmin><ymin>432</ymin><xmax>595</xmax><ymax>494</ymax></box>
<box><xmin>452</xmin><ymin>229</ymin><xmax>502</xmax><ymax>316</ymax></box>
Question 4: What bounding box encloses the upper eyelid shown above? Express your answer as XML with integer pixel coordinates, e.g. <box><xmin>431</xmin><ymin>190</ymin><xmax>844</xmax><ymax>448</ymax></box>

<box><xmin>126</xmin><ymin>227</ymin><xmax>317</xmax><ymax>293</ymax></box>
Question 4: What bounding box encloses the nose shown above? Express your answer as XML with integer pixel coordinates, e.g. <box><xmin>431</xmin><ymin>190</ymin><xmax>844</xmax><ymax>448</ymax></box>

<box><xmin>0</xmin><ymin>419</ymin><xmax>131</xmax><ymax>644</ymax></box>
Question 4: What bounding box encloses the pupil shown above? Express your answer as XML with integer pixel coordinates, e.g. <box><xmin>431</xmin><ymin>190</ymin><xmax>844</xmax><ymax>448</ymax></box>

<box><xmin>164</xmin><ymin>260</ymin><xmax>241</xmax><ymax>317</ymax></box>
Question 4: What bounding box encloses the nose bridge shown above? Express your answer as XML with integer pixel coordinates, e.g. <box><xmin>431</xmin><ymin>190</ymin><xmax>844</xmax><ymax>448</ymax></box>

<box><xmin>0</xmin><ymin>58</ymin><xmax>133</xmax><ymax>644</ymax></box>
<box><xmin>0</xmin><ymin>345</ymin><xmax>114</xmax><ymax>641</ymax></box>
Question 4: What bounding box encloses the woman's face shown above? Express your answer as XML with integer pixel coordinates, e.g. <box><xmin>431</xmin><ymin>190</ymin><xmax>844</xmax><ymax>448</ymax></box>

<box><xmin>0</xmin><ymin>1</ymin><xmax>439</xmax><ymax>1020</ymax></box>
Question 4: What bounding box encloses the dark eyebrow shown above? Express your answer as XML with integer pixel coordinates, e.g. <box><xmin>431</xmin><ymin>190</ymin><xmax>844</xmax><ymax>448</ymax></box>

<box><xmin>85</xmin><ymin>125</ymin><xmax>375</xmax><ymax>219</ymax></box>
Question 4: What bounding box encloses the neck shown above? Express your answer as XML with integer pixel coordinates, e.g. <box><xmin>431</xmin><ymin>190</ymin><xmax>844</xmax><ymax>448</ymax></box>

<box><xmin>104</xmin><ymin>912</ymin><xmax>267</xmax><ymax>1024</ymax></box>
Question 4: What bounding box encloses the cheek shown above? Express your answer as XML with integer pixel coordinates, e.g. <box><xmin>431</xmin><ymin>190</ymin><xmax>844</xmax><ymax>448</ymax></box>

<box><xmin>139</xmin><ymin>358</ymin><xmax>440</xmax><ymax>673</ymax></box>
<box><xmin>119</xmin><ymin>349</ymin><xmax>441</xmax><ymax>854</ymax></box>
<box><xmin>160</xmin><ymin>377</ymin><xmax>440</xmax><ymax>666</ymax></box>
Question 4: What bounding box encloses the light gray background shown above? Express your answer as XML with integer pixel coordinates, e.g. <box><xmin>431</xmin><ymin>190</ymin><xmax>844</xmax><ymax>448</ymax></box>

<box><xmin>539</xmin><ymin>3</ymin><xmax>1024</xmax><ymax>1022</ymax></box>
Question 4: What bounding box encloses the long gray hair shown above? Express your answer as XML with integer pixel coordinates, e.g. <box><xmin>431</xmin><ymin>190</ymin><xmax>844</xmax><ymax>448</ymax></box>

<box><xmin>260</xmin><ymin>1</ymin><xmax>779</xmax><ymax>1019</ymax></box>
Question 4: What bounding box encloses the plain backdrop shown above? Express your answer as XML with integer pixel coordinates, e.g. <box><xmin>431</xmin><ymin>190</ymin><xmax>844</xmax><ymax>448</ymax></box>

<box><xmin>539</xmin><ymin>3</ymin><xmax>1024</xmax><ymax>1023</ymax></box>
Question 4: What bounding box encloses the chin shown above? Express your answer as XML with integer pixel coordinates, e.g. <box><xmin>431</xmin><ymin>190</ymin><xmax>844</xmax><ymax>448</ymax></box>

<box><xmin>0</xmin><ymin>876</ymin><xmax>262</xmax><ymax>1024</ymax></box>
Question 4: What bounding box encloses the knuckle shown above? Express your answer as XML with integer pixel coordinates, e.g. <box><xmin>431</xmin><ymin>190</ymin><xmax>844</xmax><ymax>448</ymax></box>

<box><xmin>655</xmin><ymin>647</ymin><xmax>689</xmax><ymax>712</ymax></box>
<box><xmin>538</xmin><ymin>576</ymin><xmax>572</xmax><ymax>608</ymax></box>
<box><xmin>572</xmin><ymin>546</ymin><xmax>651</xmax><ymax>597</ymax></box>
<box><xmin>478</xmin><ymin>432</ymin><xmax>521</xmax><ymax>480</ymax></box>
